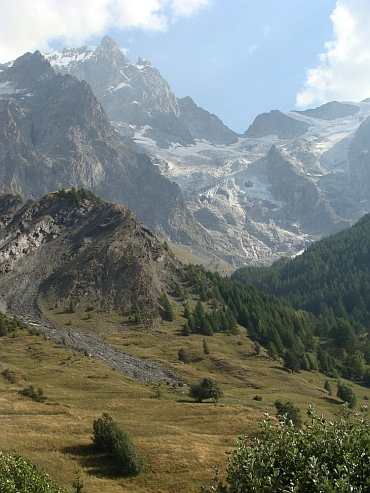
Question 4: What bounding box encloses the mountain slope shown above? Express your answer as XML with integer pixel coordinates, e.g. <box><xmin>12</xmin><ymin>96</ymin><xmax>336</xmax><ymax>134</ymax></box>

<box><xmin>232</xmin><ymin>212</ymin><xmax>370</xmax><ymax>331</ymax></box>
<box><xmin>47</xmin><ymin>36</ymin><xmax>238</xmax><ymax>149</ymax></box>
<box><xmin>0</xmin><ymin>50</ymin><xmax>211</xmax><ymax>247</ymax></box>
<box><xmin>0</xmin><ymin>191</ymin><xmax>182</xmax><ymax>320</ymax></box>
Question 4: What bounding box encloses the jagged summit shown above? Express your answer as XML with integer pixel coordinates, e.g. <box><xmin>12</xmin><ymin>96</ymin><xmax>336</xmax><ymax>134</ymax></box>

<box><xmin>0</xmin><ymin>49</ymin><xmax>212</xmax><ymax>249</ymax></box>
<box><xmin>45</xmin><ymin>36</ymin><xmax>238</xmax><ymax>149</ymax></box>
<box><xmin>1</xmin><ymin>50</ymin><xmax>54</xmax><ymax>90</ymax></box>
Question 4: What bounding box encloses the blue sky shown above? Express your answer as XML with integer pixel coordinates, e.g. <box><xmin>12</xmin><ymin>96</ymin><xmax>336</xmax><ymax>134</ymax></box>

<box><xmin>2</xmin><ymin>1</ymin><xmax>370</xmax><ymax>133</ymax></box>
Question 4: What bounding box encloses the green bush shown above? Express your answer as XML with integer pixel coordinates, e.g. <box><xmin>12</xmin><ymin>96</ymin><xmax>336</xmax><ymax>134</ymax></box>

<box><xmin>19</xmin><ymin>385</ymin><xmax>47</xmax><ymax>402</ymax></box>
<box><xmin>274</xmin><ymin>399</ymin><xmax>302</xmax><ymax>427</ymax></box>
<box><xmin>0</xmin><ymin>451</ymin><xmax>67</xmax><ymax>493</ymax></box>
<box><xmin>189</xmin><ymin>378</ymin><xmax>223</xmax><ymax>404</ymax></box>
<box><xmin>337</xmin><ymin>382</ymin><xmax>357</xmax><ymax>408</ymax></box>
<box><xmin>203</xmin><ymin>405</ymin><xmax>370</xmax><ymax>492</ymax></box>
<box><xmin>92</xmin><ymin>413</ymin><xmax>144</xmax><ymax>477</ymax></box>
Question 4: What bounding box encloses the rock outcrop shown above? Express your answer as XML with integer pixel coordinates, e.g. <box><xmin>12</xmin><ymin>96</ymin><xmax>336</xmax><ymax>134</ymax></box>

<box><xmin>0</xmin><ymin>192</ymin><xmax>182</xmax><ymax>318</ymax></box>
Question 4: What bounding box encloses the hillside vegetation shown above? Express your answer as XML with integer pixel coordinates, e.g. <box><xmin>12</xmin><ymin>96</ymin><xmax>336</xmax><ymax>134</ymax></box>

<box><xmin>232</xmin><ymin>213</ymin><xmax>370</xmax><ymax>382</ymax></box>
<box><xmin>1</xmin><ymin>193</ymin><xmax>370</xmax><ymax>491</ymax></box>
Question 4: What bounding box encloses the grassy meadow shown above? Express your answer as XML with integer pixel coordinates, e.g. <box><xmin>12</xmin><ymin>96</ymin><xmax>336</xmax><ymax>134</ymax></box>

<box><xmin>1</xmin><ymin>302</ymin><xmax>368</xmax><ymax>492</ymax></box>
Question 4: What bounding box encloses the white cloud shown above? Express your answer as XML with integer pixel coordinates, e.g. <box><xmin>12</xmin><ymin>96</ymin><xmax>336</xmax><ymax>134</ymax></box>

<box><xmin>296</xmin><ymin>0</ymin><xmax>370</xmax><ymax>108</ymax></box>
<box><xmin>0</xmin><ymin>0</ymin><xmax>211</xmax><ymax>63</ymax></box>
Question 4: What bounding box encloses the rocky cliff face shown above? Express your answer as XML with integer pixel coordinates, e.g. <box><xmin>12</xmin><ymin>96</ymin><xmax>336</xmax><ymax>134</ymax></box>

<box><xmin>0</xmin><ymin>50</ymin><xmax>211</xmax><ymax>247</ymax></box>
<box><xmin>0</xmin><ymin>192</ymin><xmax>182</xmax><ymax>318</ymax></box>
<box><xmin>46</xmin><ymin>36</ymin><xmax>238</xmax><ymax>149</ymax></box>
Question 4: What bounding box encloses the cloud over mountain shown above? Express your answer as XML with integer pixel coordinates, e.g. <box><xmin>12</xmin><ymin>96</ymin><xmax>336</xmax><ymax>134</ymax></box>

<box><xmin>0</xmin><ymin>0</ymin><xmax>211</xmax><ymax>62</ymax></box>
<box><xmin>296</xmin><ymin>0</ymin><xmax>370</xmax><ymax>108</ymax></box>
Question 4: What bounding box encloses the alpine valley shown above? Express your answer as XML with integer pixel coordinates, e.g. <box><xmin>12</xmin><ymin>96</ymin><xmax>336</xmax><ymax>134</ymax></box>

<box><xmin>2</xmin><ymin>36</ymin><xmax>370</xmax><ymax>493</ymax></box>
<box><xmin>43</xmin><ymin>36</ymin><xmax>370</xmax><ymax>267</ymax></box>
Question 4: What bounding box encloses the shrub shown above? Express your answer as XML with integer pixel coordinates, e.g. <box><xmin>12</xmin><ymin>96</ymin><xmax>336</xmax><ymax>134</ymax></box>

<box><xmin>274</xmin><ymin>399</ymin><xmax>302</xmax><ymax>427</ymax></box>
<box><xmin>178</xmin><ymin>347</ymin><xmax>189</xmax><ymax>363</ymax></box>
<box><xmin>0</xmin><ymin>451</ymin><xmax>67</xmax><ymax>493</ymax></box>
<box><xmin>19</xmin><ymin>385</ymin><xmax>47</xmax><ymax>402</ymax></box>
<box><xmin>92</xmin><ymin>413</ymin><xmax>144</xmax><ymax>477</ymax></box>
<box><xmin>189</xmin><ymin>378</ymin><xmax>223</xmax><ymax>404</ymax></box>
<box><xmin>204</xmin><ymin>405</ymin><xmax>370</xmax><ymax>492</ymax></box>
<box><xmin>337</xmin><ymin>382</ymin><xmax>357</xmax><ymax>408</ymax></box>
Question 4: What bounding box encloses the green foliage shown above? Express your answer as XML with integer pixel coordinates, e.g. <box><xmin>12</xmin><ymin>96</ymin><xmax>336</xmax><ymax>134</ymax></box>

<box><xmin>232</xmin><ymin>213</ymin><xmax>370</xmax><ymax>379</ymax></box>
<box><xmin>337</xmin><ymin>382</ymin><xmax>357</xmax><ymax>408</ymax></box>
<box><xmin>274</xmin><ymin>400</ymin><xmax>302</xmax><ymax>427</ymax></box>
<box><xmin>0</xmin><ymin>312</ymin><xmax>25</xmax><ymax>336</ymax></box>
<box><xmin>204</xmin><ymin>405</ymin><xmax>370</xmax><ymax>492</ymax></box>
<box><xmin>92</xmin><ymin>413</ymin><xmax>144</xmax><ymax>477</ymax></box>
<box><xmin>189</xmin><ymin>378</ymin><xmax>223</xmax><ymax>404</ymax></box>
<box><xmin>203</xmin><ymin>339</ymin><xmax>210</xmax><ymax>355</ymax></box>
<box><xmin>19</xmin><ymin>385</ymin><xmax>47</xmax><ymax>402</ymax></box>
<box><xmin>178</xmin><ymin>347</ymin><xmax>189</xmax><ymax>363</ymax></box>
<box><xmin>283</xmin><ymin>349</ymin><xmax>301</xmax><ymax>373</ymax></box>
<box><xmin>324</xmin><ymin>379</ymin><xmax>332</xmax><ymax>395</ymax></box>
<box><xmin>68</xmin><ymin>300</ymin><xmax>76</xmax><ymax>314</ymax></box>
<box><xmin>181</xmin><ymin>323</ymin><xmax>191</xmax><ymax>336</ymax></box>
<box><xmin>0</xmin><ymin>451</ymin><xmax>67</xmax><ymax>493</ymax></box>
<box><xmin>160</xmin><ymin>292</ymin><xmax>174</xmax><ymax>321</ymax></box>
<box><xmin>57</xmin><ymin>187</ymin><xmax>101</xmax><ymax>206</ymax></box>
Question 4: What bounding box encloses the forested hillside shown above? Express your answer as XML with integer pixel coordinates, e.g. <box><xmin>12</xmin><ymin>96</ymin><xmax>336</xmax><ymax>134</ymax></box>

<box><xmin>183</xmin><ymin>265</ymin><xmax>316</xmax><ymax>373</ymax></box>
<box><xmin>232</xmin><ymin>213</ymin><xmax>370</xmax><ymax>381</ymax></box>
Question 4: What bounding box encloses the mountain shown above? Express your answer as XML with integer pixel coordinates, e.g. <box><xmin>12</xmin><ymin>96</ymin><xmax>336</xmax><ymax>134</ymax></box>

<box><xmin>244</xmin><ymin>109</ymin><xmax>311</xmax><ymax>139</ymax></box>
<box><xmin>0</xmin><ymin>190</ymin><xmax>182</xmax><ymax>320</ymax></box>
<box><xmin>44</xmin><ymin>37</ymin><xmax>370</xmax><ymax>266</ymax></box>
<box><xmin>0</xmin><ymin>50</ymin><xmax>212</xmax><ymax>248</ymax></box>
<box><xmin>46</xmin><ymin>36</ymin><xmax>238</xmax><ymax>149</ymax></box>
<box><xmin>232</xmin><ymin>211</ymin><xmax>370</xmax><ymax>380</ymax></box>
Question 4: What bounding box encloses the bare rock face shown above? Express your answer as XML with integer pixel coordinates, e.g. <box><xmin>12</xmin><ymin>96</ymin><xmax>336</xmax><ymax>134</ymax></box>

<box><xmin>0</xmin><ymin>192</ymin><xmax>183</xmax><ymax>318</ymax></box>
<box><xmin>244</xmin><ymin>110</ymin><xmax>311</xmax><ymax>139</ymax></box>
<box><xmin>0</xmin><ymin>50</ymin><xmax>212</xmax><ymax>248</ymax></box>
<box><xmin>293</xmin><ymin>101</ymin><xmax>360</xmax><ymax>121</ymax></box>
<box><xmin>46</xmin><ymin>37</ymin><xmax>238</xmax><ymax>149</ymax></box>
<box><xmin>348</xmin><ymin>116</ymin><xmax>370</xmax><ymax>197</ymax></box>
<box><xmin>267</xmin><ymin>145</ymin><xmax>344</xmax><ymax>234</ymax></box>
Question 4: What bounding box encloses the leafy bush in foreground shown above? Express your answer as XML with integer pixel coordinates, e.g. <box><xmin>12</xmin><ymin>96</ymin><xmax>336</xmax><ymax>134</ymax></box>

<box><xmin>92</xmin><ymin>413</ymin><xmax>144</xmax><ymax>477</ymax></box>
<box><xmin>0</xmin><ymin>451</ymin><xmax>67</xmax><ymax>493</ymax></box>
<box><xmin>204</xmin><ymin>405</ymin><xmax>370</xmax><ymax>492</ymax></box>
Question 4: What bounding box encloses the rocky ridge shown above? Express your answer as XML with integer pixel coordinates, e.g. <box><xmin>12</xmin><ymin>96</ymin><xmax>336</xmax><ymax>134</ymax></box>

<box><xmin>0</xmin><ymin>192</ymin><xmax>183</xmax><ymax>318</ymax></box>
<box><xmin>46</xmin><ymin>36</ymin><xmax>238</xmax><ymax>149</ymax></box>
<box><xmin>0</xmin><ymin>50</ymin><xmax>212</xmax><ymax>248</ymax></box>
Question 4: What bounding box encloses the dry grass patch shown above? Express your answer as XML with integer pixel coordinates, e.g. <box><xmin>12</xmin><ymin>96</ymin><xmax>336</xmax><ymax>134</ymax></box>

<box><xmin>1</xmin><ymin>323</ymin><xmax>368</xmax><ymax>492</ymax></box>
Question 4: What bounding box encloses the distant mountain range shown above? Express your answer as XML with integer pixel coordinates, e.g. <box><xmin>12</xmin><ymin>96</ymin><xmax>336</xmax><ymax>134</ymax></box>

<box><xmin>0</xmin><ymin>49</ymin><xmax>212</xmax><ymax>250</ymax></box>
<box><xmin>1</xmin><ymin>37</ymin><xmax>370</xmax><ymax>266</ymax></box>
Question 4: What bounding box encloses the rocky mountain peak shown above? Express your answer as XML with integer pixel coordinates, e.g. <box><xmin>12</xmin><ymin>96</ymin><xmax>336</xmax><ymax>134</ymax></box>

<box><xmin>95</xmin><ymin>35</ymin><xmax>130</xmax><ymax>65</ymax></box>
<box><xmin>136</xmin><ymin>57</ymin><xmax>152</xmax><ymax>67</ymax></box>
<box><xmin>3</xmin><ymin>50</ymin><xmax>54</xmax><ymax>90</ymax></box>
<box><xmin>245</xmin><ymin>109</ymin><xmax>310</xmax><ymax>139</ymax></box>
<box><xmin>45</xmin><ymin>36</ymin><xmax>238</xmax><ymax>149</ymax></box>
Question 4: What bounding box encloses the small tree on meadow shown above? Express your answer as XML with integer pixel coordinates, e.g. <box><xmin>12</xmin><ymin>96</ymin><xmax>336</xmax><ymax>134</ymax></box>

<box><xmin>92</xmin><ymin>413</ymin><xmax>144</xmax><ymax>477</ymax></box>
<box><xmin>337</xmin><ymin>382</ymin><xmax>357</xmax><ymax>408</ymax></box>
<box><xmin>189</xmin><ymin>378</ymin><xmax>223</xmax><ymax>404</ymax></box>
<box><xmin>274</xmin><ymin>400</ymin><xmax>302</xmax><ymax>427</ymax></box>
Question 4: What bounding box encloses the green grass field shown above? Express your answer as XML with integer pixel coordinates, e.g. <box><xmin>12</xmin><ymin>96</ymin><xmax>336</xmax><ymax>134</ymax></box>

<box><xmin>1</xmin><ymin>309</ymin><xmax>368</xmax><ymax>492</ymax></box>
